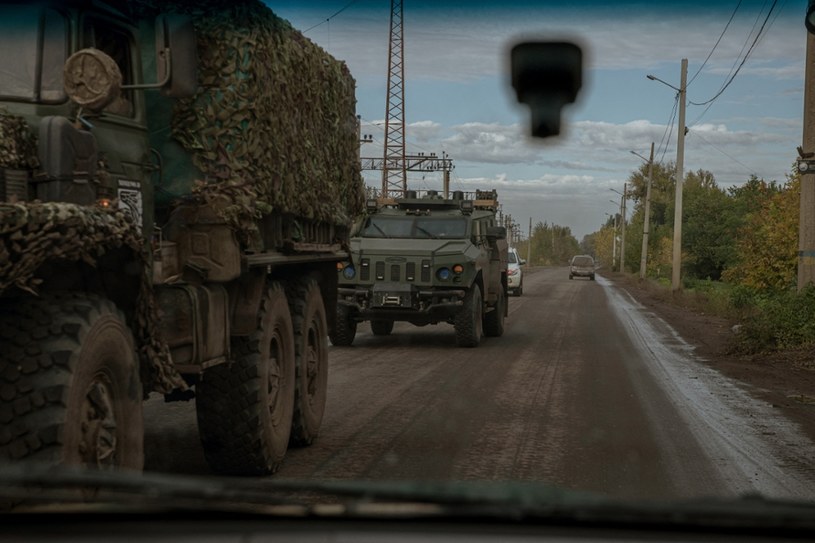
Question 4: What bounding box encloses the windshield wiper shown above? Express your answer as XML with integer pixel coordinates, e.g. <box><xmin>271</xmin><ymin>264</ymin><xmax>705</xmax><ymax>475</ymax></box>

<box><xmin>367</xmin><ymin>222</ymin><xmax>390</xmax><ymax>238</ymax></box>
<box><xmin>414</xmin><ymin>225</ymin><xmax>439</xmax><ymax>239</ymax></box>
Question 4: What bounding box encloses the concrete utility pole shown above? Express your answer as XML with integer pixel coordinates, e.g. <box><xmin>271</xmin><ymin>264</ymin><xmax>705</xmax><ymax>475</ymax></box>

<box><xmin>672</xmin><ymin>59</ymin><xmax>688</xmax><ymax>292</ymax></box>
<box><xmin>632</xmin><ymin>142</ymin><xmax>655</xmax><ymax>280</ymax></box>
<box><xmin>798</xmin><ymin>33</ymin><xmax>815</xmax><ymax>290</ymax></box>
<box><xmin>527</xmin><ymin>217</ymin><xmax>532</xmax><ymax>264</ymax></box>
<box><xmin>648</xmin><ymin>59</ymin><xmax>687</xmax><ymax>291</ymax></box>
<box><xmin>620</xmin><ymin>183</ymin><xmax>627</xmax><ymax>273</ymax></box>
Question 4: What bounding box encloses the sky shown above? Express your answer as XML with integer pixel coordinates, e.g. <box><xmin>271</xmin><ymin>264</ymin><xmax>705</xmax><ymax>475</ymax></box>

<box><xmin>270</xmin><ymin>0</ymin><xmax>806</xmax><ymax>240</ymax></box>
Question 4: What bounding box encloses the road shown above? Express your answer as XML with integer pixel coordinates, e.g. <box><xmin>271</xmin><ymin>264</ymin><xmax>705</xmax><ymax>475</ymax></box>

<box><xmin>143</xmin><ymin>267</ymin><xmax>815</xmax><ymax>501</ymax></box>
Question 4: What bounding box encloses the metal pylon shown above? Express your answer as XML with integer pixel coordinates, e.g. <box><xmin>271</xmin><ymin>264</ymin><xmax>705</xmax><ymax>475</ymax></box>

<box><xmin>381</xmin><ymin>0</ymin><xmax>406</xmax><ymax>197</ymax></box>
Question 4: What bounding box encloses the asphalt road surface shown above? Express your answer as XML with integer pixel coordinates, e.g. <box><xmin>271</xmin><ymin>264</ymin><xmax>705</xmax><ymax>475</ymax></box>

<box><xmin>143</xmin><ymin>267</ymin><xmax>815</xmax><ymax>501</ymax></box>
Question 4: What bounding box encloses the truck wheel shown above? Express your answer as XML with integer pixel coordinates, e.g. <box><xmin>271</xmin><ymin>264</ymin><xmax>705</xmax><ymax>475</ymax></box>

<box><xmin>483</xmin><ymin>288</ymin><xmax>505</xmax><ymax>337</ymax></box>
<box><xmin>517</xmin><ymin>283</ymin><xmax>523</xmax><ymax>296</ymax></box>
<box><xmin>370</xmin><ymin>319</ymin><xmax>394</xmax><ymax>336</ymax></box>
<box><xmin>196</xmin><ymin>282</ymin><xmax>295</xmax><ymax>475</ymax></box>
<box><xmin>286</xmin><ymin>279</ymin><xmax>328</xmax><ymax>447</ymax></box>
<box><xmin>329</xmin><ymin>304</ymin><xmax>356</xmax><ymax>346</ymax></box>
<box><xmin>454</xmin><ymin>285</ymin><xmax>483</xmax><ymax>348</ymax></box>
<box><xmin>0</xmin><ymin>294</ymin><xmax>143</xmax><ymax>470</ymax></box>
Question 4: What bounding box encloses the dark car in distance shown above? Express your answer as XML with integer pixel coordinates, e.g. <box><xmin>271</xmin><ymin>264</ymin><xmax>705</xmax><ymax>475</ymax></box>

<box><xmin>569</xmin><ymin>255</ymin><xmax>595</xmax><ymax>281</ymax></box>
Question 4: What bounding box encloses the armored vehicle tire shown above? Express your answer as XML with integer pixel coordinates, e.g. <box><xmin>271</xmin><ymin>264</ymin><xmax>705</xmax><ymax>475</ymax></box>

<box><xmin>0</xmin><ymin>294</ymin><xmax>143</xmax><ymax>470</ymax></box>
<box><xmin>454</xmin><ymin>285</ymin><xmax>483</xmax><ymax>348</ymax></box>
<box><xmin>196</xmin><ymin>282</ymin><xmax>295</xmax><ymax>475</ymax></box>
<box><xmin>329</xmin><ymin>304</ymin><xmax>356</xmax><ymax>346</ymax></box>
<box><xmin>370</xmin><ymin>319</ymin><xmax>394</xmax><ymax>336</ymax></box>
<box><xmin>286</xmin><ymin>278</ymin><xmax>328</xmax><ymax>447</ymax></box>
<box><xmin>483</xmin><ymin>288</ymin><xmax>506</xmax><ymax>337</ymax></box>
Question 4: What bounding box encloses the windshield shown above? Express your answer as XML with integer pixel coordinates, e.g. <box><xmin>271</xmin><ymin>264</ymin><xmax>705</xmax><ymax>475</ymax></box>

<box><xmin>360</xmin><ymin>216</ymin><xmax>468</xmax><ymax>239</ymax></box>
<box><xmin>0</xmin><ymin>6</ymin><xmax>67</xmax><ymax>103</ymax></box>
<box><xmin>4</xmin><ymin>0</ymin><xmax>815</xmax><ymax>533</ymax></box>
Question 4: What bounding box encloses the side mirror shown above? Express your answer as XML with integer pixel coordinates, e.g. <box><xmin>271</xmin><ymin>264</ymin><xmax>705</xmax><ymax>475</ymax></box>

<box><xmin>511</xmin><ymin>41</ymin><xmax>582</xmax><ymax>138</ymax></box>
<box><xmin>156</xmin><ymin>14</ymin><xmax>197</xmax><ymax>98</ymax></box>
<box><xmin>520</xmin><ymin>259</ymin><xmax>527</xmax><ymax>265</ymax></box>
<box><xmin>486</xmin><ymin>226</ymin><xmax>507</xmax><ymax>240</ymax></box>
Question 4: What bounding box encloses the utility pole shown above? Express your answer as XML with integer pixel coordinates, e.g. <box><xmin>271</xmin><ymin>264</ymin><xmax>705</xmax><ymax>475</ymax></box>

<box><xmin>527</xmin><ymin>217</ymin><xmax>532</xmax><ymax>264</ymax></box>
<box><xmin>798</xmin><ymin>32</ymin><xmax>815</xmax><ymax>290</ymax></box>
<box><xmin>635</xmin><ymin>142</ymin><xmax>655</xmax><ymax>280</ymax></box>
<box><xmin>672</xmin><ymin>59</ymin><xmax>688</xmax><ymax>291</ymax></box>
<box><xmin>648</xmin><ymin>59</ymin><xmax>687</xmax><ymax>291</ymax></box>
<box><xmin>620</xmin><ymin>183</ymin><xmax>627</xmax><ymax>273</ymax></box>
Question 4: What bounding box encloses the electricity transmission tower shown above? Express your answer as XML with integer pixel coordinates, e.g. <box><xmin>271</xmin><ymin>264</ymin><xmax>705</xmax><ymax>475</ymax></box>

<box><xmin>381</xmin><ymin>0</ymin><xmax>406</xmax><ymax>196</ymax></box>
<box><xmin>361</xmin><ymin>0</ymin><xmax>454</xmax><ymax>197</ymax></box>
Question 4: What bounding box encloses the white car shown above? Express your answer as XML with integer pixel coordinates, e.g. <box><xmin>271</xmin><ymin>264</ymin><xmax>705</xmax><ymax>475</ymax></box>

<box><xmin>507</xmin><ymin>247</ymin><xmax>525</xmax><ymax>296</ymax></box>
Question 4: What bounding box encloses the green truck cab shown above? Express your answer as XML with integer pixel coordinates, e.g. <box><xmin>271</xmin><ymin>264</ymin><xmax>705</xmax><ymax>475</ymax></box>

<box><xmin>333</xmin><ymin>190</ymin><xmax>509</xmax><ymax>348</ymax></box>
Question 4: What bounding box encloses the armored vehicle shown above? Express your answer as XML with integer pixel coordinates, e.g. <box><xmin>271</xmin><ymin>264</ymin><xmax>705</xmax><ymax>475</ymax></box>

<box><xmin>333</xmin><ymin>190</ymin><xmax>508</xmax><ymax>348</ymax></box>
<box><xmin>0</xmin><ymin>0</ymin><xmax>363</xmax><ymax>475</ymax></box>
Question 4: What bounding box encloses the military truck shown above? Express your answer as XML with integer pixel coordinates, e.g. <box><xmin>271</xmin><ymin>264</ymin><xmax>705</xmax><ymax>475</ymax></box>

<box><xmin>332</xmin><ymin>189</ymin><xmax>508</xmax><ymax>348</ymax></box>
<box><xmin>0</xmin><ymin>0</ymin><xmax>364</xmax><ymax>475</ymax></box>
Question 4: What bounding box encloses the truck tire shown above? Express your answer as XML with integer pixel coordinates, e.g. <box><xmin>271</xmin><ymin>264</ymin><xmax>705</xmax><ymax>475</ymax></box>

<box><xmin>329</xmin><ymin>304</ymin><xmax>356</xmax><ymax>346</ymax></box>
<box><xmin>370</xmin><ymin>319</ymin><xmax>394</xmax><ymax>336</ymax></box>
<box><xmin>483</xmin><ymin>288</ymin><xmax>505</xmax><ymax>337</ymax></box>
<box><xmin>196</xmin><ymin>282</ymin><xmax>295</xmax><ymax>475</ymax></box>
<box><xmin>286</xmin><ymin>278</ymin><xmax>328</xmax><ymax>447</ymax></box>
<box><xmin>454</xmin><ymin>285</ymin><xmax>483</xmax><ymax>348</ymax></box>
<box><xmin>0</xmin><ymin>294</ymin><xmax>143</xmax><ymax>470</ymax></box>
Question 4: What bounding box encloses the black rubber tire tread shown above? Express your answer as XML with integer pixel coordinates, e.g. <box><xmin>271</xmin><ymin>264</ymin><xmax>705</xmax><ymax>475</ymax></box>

<box><xmin>517</xmin><ymin>283</ymin><xmax>523</xmax><ymax>296</ymax></box>
<box><xmin>329</xmin><ymin>304</ymin><xmax>356</xmax><ymax>346</ymax></box>
<box><xmin>0</xmin><ymin>293</ymin><xmax>143</xmax><ymax>469</ymax></box>
<box><xmin>483</xmin><ymin>288</ymin><xmax>505</xmax><ymax>337</ymax></box>
<box><xmin>285</xmin><ymin>278</ymin><xmax>328</xmax><ymax>447</ymax></box>
<box><xmin>196</xmin><ymin>282</ymin><xmax>295</xmax><ymax>475</ymax></box>
<box><xmin>370</xmin><ymin>319</ymin><xmax>394</xmax><ymax>336</ymax></box>
<box><xmin>454</xmin><ymin>285</ymin><xmax>483</xmax><ymax>348</ymax></box>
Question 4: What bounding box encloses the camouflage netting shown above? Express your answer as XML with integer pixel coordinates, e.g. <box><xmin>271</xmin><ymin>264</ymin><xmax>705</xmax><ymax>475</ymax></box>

<box><xmin>0</xmin><ymin>108</ymin><xmax>39</xmax><ymax>170</ymax></box>
<box><xmin>0</xmin><ymin>202</ymin><xmax>186</xmax><ymax>395</ymax></box>
<box><xmin>134</xmin><ymin>0</ymin><xmax>364</xmax><ymax>244</ymax></box>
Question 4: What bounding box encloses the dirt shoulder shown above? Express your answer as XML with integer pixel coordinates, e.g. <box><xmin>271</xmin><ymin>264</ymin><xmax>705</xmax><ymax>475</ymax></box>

<box><xmin>603</xmin><ymin>272</ymin><xmax>815</xmax><ymax>444</ymax></box>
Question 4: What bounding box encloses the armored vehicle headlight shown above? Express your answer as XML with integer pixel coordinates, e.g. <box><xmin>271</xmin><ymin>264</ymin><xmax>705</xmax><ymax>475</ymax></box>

<box><xmin>437</xmin><ymin>267</ymin><xmax>451</xmax><ymax>281</ymax></box>
<box><xmin>452</xmin><ymin>264</ymin><xmax>464</xmax><ymax>274</ymax></box>
<box><xmin>342</xmin><ymin>265</ymin><xmax>356</xmax><ymax>279</ymax></box>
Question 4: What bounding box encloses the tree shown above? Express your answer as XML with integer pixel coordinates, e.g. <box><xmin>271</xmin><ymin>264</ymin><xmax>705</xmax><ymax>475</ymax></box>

<box><xmin>723</xmin><ymin>175</ymin><xmax>799</xmax><ymax>291</ymax></box>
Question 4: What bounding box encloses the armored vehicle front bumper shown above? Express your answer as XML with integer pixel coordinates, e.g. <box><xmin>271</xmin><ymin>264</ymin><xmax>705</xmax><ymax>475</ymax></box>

<box><xmin>338</xmin><ymin>282</ymin><xmax>466</xmax><ymax>321</ymax></box>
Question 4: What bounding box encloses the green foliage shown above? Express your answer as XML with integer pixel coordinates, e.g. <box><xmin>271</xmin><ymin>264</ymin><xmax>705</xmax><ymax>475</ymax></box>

<box><xmin>529</xmin><ymin>221</ymin><xmax>580</xmax><ymax>265</ymax></box>
<box><xmin>731</xmin><ymin>284</ymin><xmax>815</xmax><ymax>353</ymax></box>
<box><xmin>722</xmin><ymin>176</ymin><xmax>799</xmax><ymax>291</ymax></box>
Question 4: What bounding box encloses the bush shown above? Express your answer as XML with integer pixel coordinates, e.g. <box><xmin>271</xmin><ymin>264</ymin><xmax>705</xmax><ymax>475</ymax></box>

<box><xmin>732</xmin><ymin>285</ymin><xmax>815</xmax><ymax>353</ymax></box>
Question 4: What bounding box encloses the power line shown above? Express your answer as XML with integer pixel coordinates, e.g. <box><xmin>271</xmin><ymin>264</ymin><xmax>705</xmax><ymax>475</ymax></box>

<box><xmin>690</xmin><ymin>129</ymin><xmax>757</xmax><ymax>176</ymax></box>
<box><xmin>302</xmin><ymin>0</ymin><xmax>358</xmax><ymax>34</ymax></box>
<box><xmin>688</xmin><ymin>0</ymin><xmax>778</xmax><ymax>107</ymax></box>
<box><xmin>687</xmin><ymin>0</ymin><xmax>743</xmax><ymax>87</ymax></box>
<box><xmin>656</xmin><ymin>94</ymin><xmax>679</xmax><ymax>163</ymax></box>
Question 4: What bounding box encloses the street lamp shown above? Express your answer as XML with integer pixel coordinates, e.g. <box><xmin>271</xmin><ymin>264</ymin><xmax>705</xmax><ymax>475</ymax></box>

<box><xmin>647</xmin><ymin>62</ymin><xmax>687</xmax><ymax>292</ymax></box>
<box><xmin>631</xmin><ymin>143</ymin><xmax>655</xmax><ymax>280</ymax></box>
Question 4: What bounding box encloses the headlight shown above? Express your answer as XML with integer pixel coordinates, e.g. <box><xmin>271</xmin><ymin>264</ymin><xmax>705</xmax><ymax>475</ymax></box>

<box><xmin>452</xmin><ymin>264</ymin><xmax>464</xmax><ymax>274</ymax></box>
<box><xmin>342</xmin><ymin>265</ymin><xmax>356</xmax><ymax>279</ymax></box>
<box><xmin>436</xmin><ymin>267</ymin><xmax>451</xmax><ymax>281</ymax></box>
<box><xmin>507</xmin><ymin>268</ymin><xmax>518</xmax><ymax>276</ymax></box>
